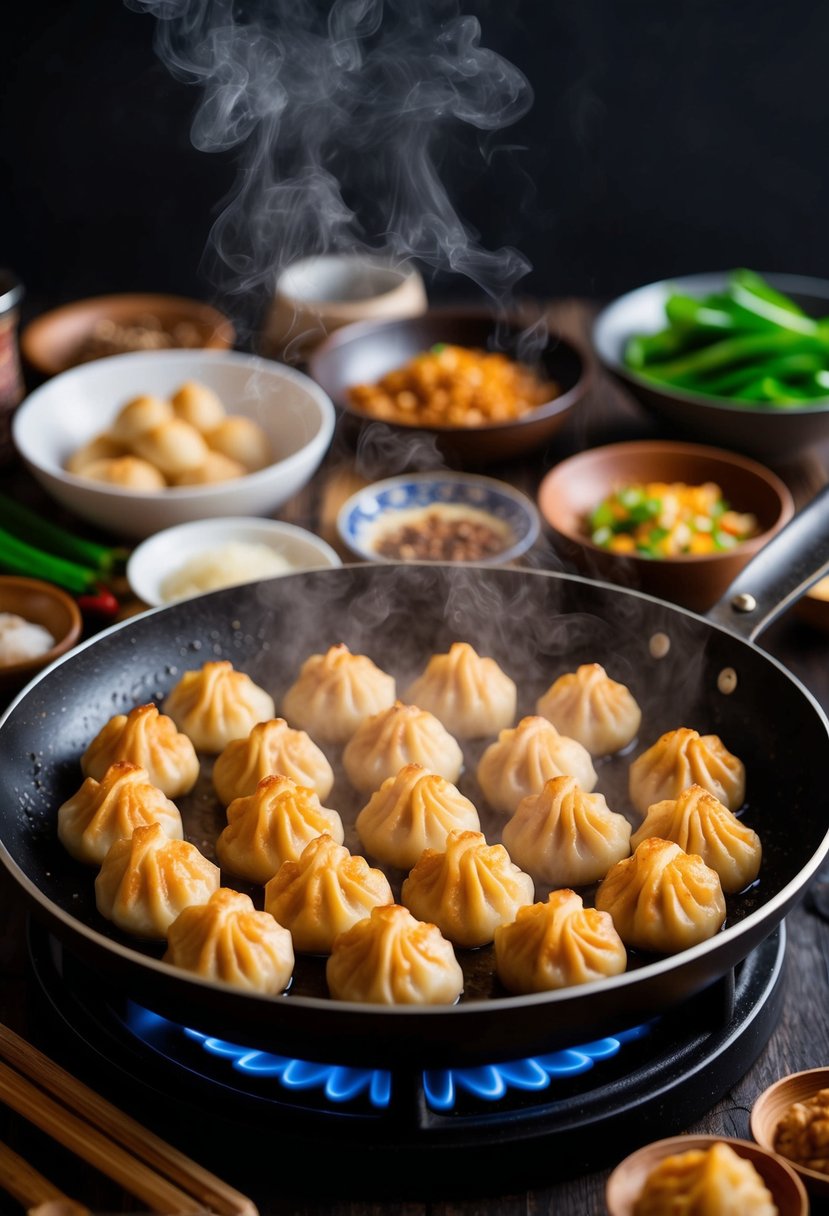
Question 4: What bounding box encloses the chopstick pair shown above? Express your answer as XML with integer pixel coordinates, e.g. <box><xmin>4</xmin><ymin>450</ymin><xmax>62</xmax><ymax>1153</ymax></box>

<box><xmin>0</xmin><ymin>1022</ymin><xmax>258</xmax><ymax>1215</ymax></box>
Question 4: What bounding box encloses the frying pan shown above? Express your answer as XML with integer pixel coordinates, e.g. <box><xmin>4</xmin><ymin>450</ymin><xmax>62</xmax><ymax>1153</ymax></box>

<box><xmin>1</xmin><ymin>487</ymin><xmax>828</xmax><ymax>1071</ymax></box>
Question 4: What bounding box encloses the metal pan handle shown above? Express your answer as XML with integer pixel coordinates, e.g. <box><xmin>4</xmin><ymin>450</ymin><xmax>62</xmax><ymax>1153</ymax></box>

<box><xmin>706</xmin><ymin>482</ymin><xmax>829</xmax><ymax>642</ymax></box>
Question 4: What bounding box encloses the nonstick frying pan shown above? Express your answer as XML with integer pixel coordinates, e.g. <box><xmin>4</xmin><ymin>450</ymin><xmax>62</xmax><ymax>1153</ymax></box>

<box><xmin>1</xmin><ymin>487</ymin><xmax>828</xmax><ymax>1070</ymax></box>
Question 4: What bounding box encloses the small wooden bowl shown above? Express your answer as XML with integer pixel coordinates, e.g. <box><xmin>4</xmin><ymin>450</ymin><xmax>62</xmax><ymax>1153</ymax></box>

<box><xmin>605</xmin><ymin>1134</ymin><xmax>809</xmax><ymax>1216</ymax></box>
<box><xmin>0</xmin><ymin>576</ymin><xmax>83</xmax><ymax>699</ymax></box>
<box><xmin>751</xmin><ymin>1067</ymin><xmax>829</xmax><ymax>1198</ymax></box>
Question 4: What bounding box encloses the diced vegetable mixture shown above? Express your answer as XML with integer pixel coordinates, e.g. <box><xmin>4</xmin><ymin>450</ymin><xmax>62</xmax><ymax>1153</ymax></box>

<box><xmin>586</xmin><ymin>481</ymin><xmax>759</xmax><ymax>558</ymax></box>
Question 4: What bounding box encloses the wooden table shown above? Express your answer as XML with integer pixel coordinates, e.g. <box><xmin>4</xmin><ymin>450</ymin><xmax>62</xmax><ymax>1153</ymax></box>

<box><xmin>1</xmin><ymin>299</ymin><xmax>829</xmax><ymax>1214</ymax></box>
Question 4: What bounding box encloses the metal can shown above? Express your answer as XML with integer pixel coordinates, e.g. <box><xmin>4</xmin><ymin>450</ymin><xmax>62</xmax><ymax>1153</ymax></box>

<box><xmin>0</xmin><ymin>270</ymin><xmax>25</xmax><ymax>464</ymax></box>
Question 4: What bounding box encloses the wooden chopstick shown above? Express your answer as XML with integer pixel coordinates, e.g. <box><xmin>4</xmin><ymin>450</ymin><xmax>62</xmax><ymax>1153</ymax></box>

<box><xmin>0</xmin><ymin>1139</ymin><xmax>91</xmax><ymax>1215</ymax></box>
<box><xmin>0</xmin><ymin>1023</ymin><xmax>258</xmax><ymax>1216</ymax></box>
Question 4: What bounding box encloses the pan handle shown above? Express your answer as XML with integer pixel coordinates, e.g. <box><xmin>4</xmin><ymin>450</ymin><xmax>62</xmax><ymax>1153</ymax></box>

<box><xmin>706</xmin><ymin>482</ymin><xmax>829</xmax><ymax>643</ymax></box>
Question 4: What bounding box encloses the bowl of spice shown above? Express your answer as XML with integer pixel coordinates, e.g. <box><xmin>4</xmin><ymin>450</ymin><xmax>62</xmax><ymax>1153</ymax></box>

<box><xmin>751</xmin><ymin>1067</ymin><xmax>829</xmax><ymax>1198</ymax></box>
<box><xmin>0</xmin><ymin>575</ymin><xmax>83</xmax><ymax>700</ymax></box>
<box><xmin>337</xmin><ymin>472</ymin><xmax>541</xmax><ymax>566</ymax></box>
<box><xmin>537</xmin><ymin>439</ymin><xmax>795</xmax><ymax>612</ymax></box>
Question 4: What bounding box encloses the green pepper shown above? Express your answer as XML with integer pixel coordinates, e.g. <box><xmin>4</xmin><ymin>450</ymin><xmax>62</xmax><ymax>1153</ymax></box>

<box><xmin>638</xmin><ymin>330</ymin><xmax>829</xmax><ymax>389</ymax></box>
<box><xmin>693</xmin><ymin>352</ymin><xmax>827</xmax><ymax>397</ymax></box>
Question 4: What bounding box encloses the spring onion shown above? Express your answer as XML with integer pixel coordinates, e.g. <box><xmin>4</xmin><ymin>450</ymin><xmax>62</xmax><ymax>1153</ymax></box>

<box><xmin>0</xmin><ymin>493</ymin><xmax>127</xmax><ymax>574</ymax></box>
<box><xmin>0</xmin><ymin>527</ymin><xmax>100</xmax><ymax>593</ymax></box>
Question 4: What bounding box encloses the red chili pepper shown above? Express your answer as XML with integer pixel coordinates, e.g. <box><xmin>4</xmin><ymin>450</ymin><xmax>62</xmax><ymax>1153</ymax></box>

<box><xmin>77</xmin><ymin>587</ymin><xmax>120</xmax><ymax>619</ymax></box>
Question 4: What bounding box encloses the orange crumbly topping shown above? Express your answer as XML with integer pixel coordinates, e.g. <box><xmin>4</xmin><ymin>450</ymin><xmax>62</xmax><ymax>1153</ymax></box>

<box><xmin>773</xmin><ymin>1087</ymin><xmax>829</xmax><ymax>1175</ymax></box>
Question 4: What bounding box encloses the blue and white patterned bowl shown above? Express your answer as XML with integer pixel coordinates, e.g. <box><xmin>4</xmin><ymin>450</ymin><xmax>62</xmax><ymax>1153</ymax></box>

<box><xmin>337</xmin><ymin>472</ymin><xmax>541</xmax><ymax>565</ymax></box>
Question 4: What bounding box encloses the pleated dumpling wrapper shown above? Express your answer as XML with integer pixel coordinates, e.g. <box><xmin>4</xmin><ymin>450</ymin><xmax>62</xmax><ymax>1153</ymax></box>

<box><xmin>164</xmin><ymin>888</ymin><xmax>294</xmax><ymax>995</ymax></box>
<box><xmin>476</xmin><ymin>715</ymin><xmax>598</xmax><ymax>817</ymax></box>
<box><xmin>502</xmin><ymin>775</ymin><xmax>631</xmax><ymax>888</ymax></box>
<box><xmin>628</xmin><ymin>726</ymin><xmax>746</xmax><ymax>818</ymax></box>
<box><xmin>631</xmin><ymin>782</ymin><xmax>761</xmax><ymax>894</ymax></box>
<box><xmin>355</xmin><ymin>762</ymin><xmax>480</xmax><ymax>871</ymax></box>
<box><xmin>343</xmin><ymin>701</ymin><xmax>463</xmax><ymax>796</ymax></box>
<box><xmin>281</xmin><ymin>643</ymin><xmax>396</xmax><ymax>745</ymax></box>
<box><xmin>631</xmin><ymin>1140</ymin><xmax>778</xmax><ymax>1216</ymax></box>
<box><xmin>162</xmin><ymin>659</ymin><xmax>275</xmax><ymax>753</ymax></box>
<box><xmin>216</xmin><ymin>774</ymin><xmax>344</xmax><ymax>885</ymax></box>
<box><xmin>212</xmin><ymin>717</ymin><xmax>334</xmax><ymax>807</ymax></box>
<box><xmin>58</xmin><ymin>760</ymin><xmax>183</xmax><ymax>866</ymax></box>
<box><xmin>95</xmin><ymin>822</ymin><xmax>220</xmax><ymax>940</ymax></box>
<box><xmin>401</xmin><ymin>829</ymin><xmax>535</xmax><ymax>949</ymax></box>
<box><xmin>494</xmin><ymin>889</ymin><xmax>627</xmax><ymax>994</ymax></box>
<box><xmin>264</xmin><ymin>834</ymin><xmax>394</xmax><ymax>955</ymax></box>
<box><xmin>404</xmin><ymin>641</ymin><xmax>517</xmax><ymax>739</ymax></box>
<box><xmin>326</xmin><ymin>904</ymin><xmax>464</xmax><ymax>1005</ymax></box>
<box><xmin>535</xmin><ymin>662</ymin><xmax>641</xmax><ymax>756</ymax></box>
<box><xmin>595</xmin><ymin>837</ymin><xmax>726</xmax><ymax>954</ymax></box>
<box><xmin>81</xmin><ymin>702</ymin><xmax>199</xmax><ymax>799</ymax></box>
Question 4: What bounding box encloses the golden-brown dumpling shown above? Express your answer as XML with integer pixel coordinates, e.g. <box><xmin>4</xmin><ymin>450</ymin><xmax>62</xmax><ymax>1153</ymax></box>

<box><xmin>65</xmin><ymin>433</ymin><xmax>128</xmax><ymax>475</ymax></box>
<box><xmin>355</xmin><ymin>762</ymin><xmax>480</xmax><ymax>871</ymax></box>
<box><xmin>502</xmin><ymin>775</ymin><xmax>631</xmax><ymax>888</ymax></box>
<box><xmin>162</xmin><ymin>660</ymin><xmax>276</xmax><ymax>754</ymax></box>
<box><xmin>401</xmin><ymin>829</ymin><xmax>534</xmax><ymax>948</ymax></box>
<box><xmin>631</xmin><ymin>783</ymin><xmax>762</xmax><ymax>894</ymax></box>
<box><xmin>632</xmin><ymin>1140</ymin><xmax>778</xmax><ymax>1216</ymax></box>
<box><xmin>326</xmin><ymin>904</ymin><xmax>464</xmax><ymax>1005</ymax></box>
<box><xmin>58</xmin><ymin>760</ymin><xmax>183</xmax><ymax>865</ymax></box>
<box><xmin>110</xmin><ymin>393</ymin><xmax>173</xmax><ymax>443</ymax></box>
<box><xmin>163</xmin><ymin>888</ymin><xmax>294</xmax><ymax>994</ymax></box>
<box><xmin>343</xmin><ymin>701</ymin><xmax>464</xmax><ymax>795</ymax></box>
<box><xmin>215</xmin><ymin>774</ymin><xmax>344</xmax><ymax>884</ymax></box>
<box><xmin>81</xmin><ymin>703</ymin><xmax>199</xmax><ymax>799</ymax></box>
<box><xmin>82</xmin><ymin>455</ymin><xmax>167</xmax><ymax>490</ymax></box>
<box><xmin>95</xmin><ymin>822</ymin><xmax>220</xmax><ymax>940</ymax></box>
<box><xmin>493</xmin><ymin>889</ymin><xmax>628</xmax><ymax>994</ymax></box>
<box><xmin>170</xmin><ymin>451</ymin><xmax>248</xmax><ymax>485</ymax></box>
<box><xmin>205</xmin><ymin>416</ymin><xmax>272</xmax><ymax>471</ymax></box>
<box><xmin>476</xmin><ymin>715</ymin><xmax>598</xmax><ymax>816</ymax></box>
<box><xmin>131</xmin><ymin>418</ymin><xmax>210</xmax><ymax>479</ymax></box>
<box><xmin>281</xmin><ymin>643</ymin><xmax>397</xmax><ymax>744</ymax></box>
<box><xmin>629</xmin><ymin>727</ymin><xmax>746</xmax><ymax>817</ymax></box>
<box><xmin>264</xmin><ymin>834</ymin><xmax>394</xmax><ymax>954</ymax></box>
<box><xmin>595</xmin><ymin>837</ymin><xmax>726</xmax><ymax>954</ymax></box>
<box><xmin>404</xmin><ymin>642</ymin><xmax>517</xmax><ymax>739</ymax></box>
<box><xmin>212</xmin><ymin>717</ymin><xmax>334</xmax><ymax>806</ymax></box>
<box><xmin>170</xmin><ymin>381</ymin><xmax>227</xmax><ymax>432</ymax></box>
<box><xmin>535</xmin><ymin>662</ymin><xmax>642</xmax><ymax>756</ymax></box>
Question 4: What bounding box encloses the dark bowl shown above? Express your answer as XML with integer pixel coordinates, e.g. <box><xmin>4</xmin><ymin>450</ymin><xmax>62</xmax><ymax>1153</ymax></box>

<box><xmin>592</xmin><ymin>270</ymin><xmax>829</xmax><ymax>463</ymax></box>
<box><xmin>307</xmin><ymin>307</ymin><xmax>593</xmax><ymax>469</ymax></box>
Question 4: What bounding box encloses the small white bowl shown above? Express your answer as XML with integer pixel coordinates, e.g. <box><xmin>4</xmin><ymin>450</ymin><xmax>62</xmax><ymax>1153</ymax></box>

<box><xmin>12</xmin><ymin>349</ymin><xmax>336</xmax><ymax>540</ymax></box>
<box><xmin>337</xmin><ymin>472</ymin><xmax>541</xmax><ymax>565</ymax></box>
<box><xmin>126</xmin><ymin>517</ymin><xmax>342</xmax><ymax>608</ymax></box>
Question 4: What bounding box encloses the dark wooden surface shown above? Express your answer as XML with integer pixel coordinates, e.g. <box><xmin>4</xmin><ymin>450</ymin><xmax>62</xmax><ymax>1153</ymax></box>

<box><xmin>1</xmin><ymin>299</ymin><xmax>829</xmax><ymax>1214</ymax></box>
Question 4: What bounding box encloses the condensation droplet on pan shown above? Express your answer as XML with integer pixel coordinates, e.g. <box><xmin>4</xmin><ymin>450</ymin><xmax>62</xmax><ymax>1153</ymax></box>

<box><xmin>718</xmin><ymin>667</ymin><xmax>738</xmax><ymax>695</ymax></box>
<box><xmin>649</xmin><ymin>632</ymin><xmax>671</xmax><ymax>659</ymax></box>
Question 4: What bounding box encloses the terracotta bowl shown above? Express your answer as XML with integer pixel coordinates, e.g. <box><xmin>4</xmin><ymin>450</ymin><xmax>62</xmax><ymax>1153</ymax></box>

<box><xmin>0</xmin><ymin>576</ymin><xmax>83</xmax><ymax>700</ymax></box>
<box><xmin>537</xmin><ymin>439</ymin><xmax>795</xmax><ymax>613</ymax></box>
<box><xmin>307</xmin><ymin>307</ymin><xmax>593</xmax><ymax>470</ymax></box>
<box><xmin>751</xmin><ymin>1067</ymin><xmax>829</xmax><ymax>1198</ymax></box>
<box><xmin>605</xmin><ymin>1134</ymin><xmax>809</xmax><ymax>1216</ymax></box>
<box><xmin>20</xmin><ymin>293</ymin><xmax>236</xmax><ymax>379</ymax></box>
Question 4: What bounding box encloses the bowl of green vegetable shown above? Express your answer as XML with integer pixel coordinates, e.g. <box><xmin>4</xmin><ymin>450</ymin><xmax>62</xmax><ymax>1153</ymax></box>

<box><xmin>592</xmin><ymin>269</ymin><xmax>829</xmax><ymax>463</ymax></box>
<box><xmin>537</xmin><ymin>439</ymin><xmax>795</xmax><ymax>612</ymax></box>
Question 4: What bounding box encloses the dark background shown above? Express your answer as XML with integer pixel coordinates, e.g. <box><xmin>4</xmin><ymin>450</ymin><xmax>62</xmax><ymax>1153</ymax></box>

<box><xmin>3</xmin><ymin>0</ymin><xmax>828</xmax><ymax>340</ymax></box>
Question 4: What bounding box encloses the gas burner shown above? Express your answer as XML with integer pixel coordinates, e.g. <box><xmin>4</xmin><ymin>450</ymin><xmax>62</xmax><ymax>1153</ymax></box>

<box><xmin>26</xmin><ymin>921</ymin><xmax>787</xmax><ymax>1197</ymax></box>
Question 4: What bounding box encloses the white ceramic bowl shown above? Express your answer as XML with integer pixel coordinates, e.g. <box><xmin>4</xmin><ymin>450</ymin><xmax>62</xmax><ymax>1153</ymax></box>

<box><xmin>126</xmin><ymin>517</ymin><xmax>342</xmax><ymax>608</ymax></box>
<box><xmin>12</xmin><ymin>349</ymin><xmax>336</xmax><ymax>540</ymax></box>
<box><xmin>337</xmin><ymin>472</ymin><xmax>541</xmax><ymax>565</ymax></box>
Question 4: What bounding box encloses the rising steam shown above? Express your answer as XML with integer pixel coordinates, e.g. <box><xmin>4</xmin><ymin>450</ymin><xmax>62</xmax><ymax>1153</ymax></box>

<box><xmin>126</xmin><ymin>0</ymin><xmax>535</xmax><ymax>331</ymax></box>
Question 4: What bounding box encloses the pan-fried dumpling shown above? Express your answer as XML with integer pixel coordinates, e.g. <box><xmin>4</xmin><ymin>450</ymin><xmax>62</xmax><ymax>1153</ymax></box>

<box><xmin>132</xmin><ymin>418</ymin><xmax>211</xmax><ymax>479</ymax></box>
<box><xmin>205</xmin><ymin>415</ymin><xmax>272</xmax><ymax>472</ymax></box>
<box><xmin>162</xmin><ymin>660</ymin><xmax>276</xmax><ymax>754</ymax></box>
<box><xmin>343</xmin><ymin>701</ymin><xmax>464</xmax><ymax>795</ymax></box>
<box><xmin>535</xmin><ymin>662</ymin><xmax>642</xmax><ymax>756</ymax></box>
<box><xmin>401</xmin><ymin>829</ymin><xmax>535</xmax><ymax>948</ymax></box>
<box><xmin>81</xmin><ymin>703</ymin><xmax>199</xmax><ymax>799</ymax></box>
<box><xmin>502</xmin><ymin>775</ymin><xmax>631</xmax><ymax>888</ymax></box>
<box><xmin>81</xmin><ymin>455</ymin><xmax>167</xmax><ymax>490</ymax></box>
<box><xmin>264</xmin><ymin>834</ymin><xmax>394</xmax><ymax>954</ymax></box>
<box><xmin>281</xmin><ymin>643</ymin><xmax>396</xmax><ymax>744</ymax></box>
<box><xmin>631</xmin><ymin>783</ymin><xmax>762</xmax><ymax>894</ymax></box>
<box><xmin>215</xmin><ymin>774</ymin><xmax>344</xmax><ymax>884</ymax></box>
<box><xmin>595</xmin><ymin>837</ymin><xmax>726</xmax><ymax>954</ymax></box>
<box><xmin>110</xmin><ymin>393</ymin><xmax>173</xmax><ymax>442</ymax></box>
<box><xmin>476</xmin><ymin>715</ymin><xmax>598</xmax><ymax>816</ymax></box>
<box><xmin>163</xmin><ymin>888</ymin><xmax>294</xmax><ymax>994</ymax></box>
<box><xmin>95</xmin><ymin>822</ymin><xmax>220</xmax><ymax>940</ymax></box>
<box><xmin>170</xmin><ymin>381</ymin><xmax>227</xmax><ymax>432</ymax></box>
<box><xmin>404</xmin><ymin>642</ymin><xmax>517</xmax><ymax>739</ymax></box>
<box><xmin>632</xmin><ymin>1140</ymin><xmax>778</xmax><ymax>1216</ymax></box>
<box><xmin>493</xmin><ymin>889</ymin><xmax>628</xmax><ymax>994</ymax></box>
<box><xmin>355</xmin><ymin>762</ymin><xmax>480</xmax><ymax>870</ymax></box>
<box><xmin>628</xmin><ymin>727</ymin><xmax>746</xmax><ymax>817</ymax></box>
<box><xmin>325</xmin><ymin>904</ymin><xmax>464</xmax><ymax>1005</ymax></box>
<box><xmin>58</xmin><ymin>761</ymin><xmax>183</xmax><ymax>865</ymax></box>
<box><xmin>212</xmin><ymin>717</ymin><xmax>334</xmax><ymax>806</ymax></box>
